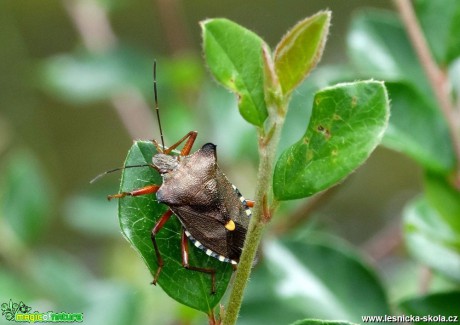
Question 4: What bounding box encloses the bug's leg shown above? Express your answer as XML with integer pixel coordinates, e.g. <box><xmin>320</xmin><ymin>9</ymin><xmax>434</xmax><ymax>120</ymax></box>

<box><xmin>151</xmin><ymin>209</ymin><xmax>174</xmax><ymax>285</ymax></box>
<box><xmin>107</xmin><ymin>185</ymin><xmax>160</xmax><ymax>200</ymax></box>
<box><xmin>246</xmin><ymin>200</ymin><xmax>255</xmax><ymax>208</ymax></box>
<box><xmin>181</xmin><ymin>229</ymin><xmax>217</xmax><ymax>295</ymax></box>
<box><xmin>159</xmin><ymin>131</ymin><xmax>197</xmax><ymax>156</ymax></box>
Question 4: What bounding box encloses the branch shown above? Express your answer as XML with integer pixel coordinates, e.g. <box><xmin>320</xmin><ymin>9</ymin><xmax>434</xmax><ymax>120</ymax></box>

<box><xmin>223</xmin><ymin>100</ymin><xmax>286</xmax><ymax>325</ymax></box>
<box><xmin>393</xmin><ymin>0</ymin><xmax>460</xmax><ymax>182</ymax></box>
<box><xmin>155</xmin><ymin>0</ymin><xmax>192</xmax><ymax>54</ymax></box>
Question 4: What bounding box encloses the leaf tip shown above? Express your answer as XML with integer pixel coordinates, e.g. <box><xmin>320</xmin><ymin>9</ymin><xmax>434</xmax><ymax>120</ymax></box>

<box><xmin>274</xmin><ymin>10</ymin><xmax>332</xmax><ymax>95</ymax></box>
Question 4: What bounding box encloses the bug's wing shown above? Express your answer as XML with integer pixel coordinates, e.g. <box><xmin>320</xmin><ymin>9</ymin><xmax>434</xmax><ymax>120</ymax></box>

<box><xmin>170</xmin><ymin>205</ymin><xmax>246</xmax><ymax>261</ymax></box>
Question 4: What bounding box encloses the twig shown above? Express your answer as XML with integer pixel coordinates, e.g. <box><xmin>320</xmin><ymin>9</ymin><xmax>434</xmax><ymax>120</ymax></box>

<box><xmin>63</xmin><ymin>0</ymin><xmax>156</xmax><ymax>140</ymax></box>
<box><xmin>361</xmin><ymin>220</ymin><xmax>402</xmax><ymax>262</ymax></box>
<box><xmin>63</xmin><ymin>0</ymin><xmax>116</xmax><ymax>53</ymax></box>
<box><xmin>419</xmin><ymin>266</ymin><xmax>432</xmax><ymax>294</ymax></box>
<box><xmin>155</xmin><ymin>0</ymin><xmax>192</xmax><ymax>55</ymax></box>
<box><xmin>222</xmin><ymin>97</ymin><xmax>286</xmax><ymax>325</ymax></box>
<box><xmin>393</xmin><ymin>0</ymin><xmax>460</xmax><ymax>181</ymax></box>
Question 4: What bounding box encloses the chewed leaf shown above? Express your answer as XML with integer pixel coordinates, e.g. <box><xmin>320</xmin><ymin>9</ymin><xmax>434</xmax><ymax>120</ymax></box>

<box><xmin>118</xmin><ymin>141</ymin><xmax>233</xmax><ymax>314</ymax></box>
<box><xmin>273</xmin><ymin>81</ymin><xmax>389</xmax><ymax>200</ymax></box>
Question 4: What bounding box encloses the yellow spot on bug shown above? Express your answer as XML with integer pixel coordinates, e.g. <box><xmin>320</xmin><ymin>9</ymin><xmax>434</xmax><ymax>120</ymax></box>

<box><xmin>225</xmin><ymin>220</ymin><xmax>236</xmax><ymax>231</ymax></box>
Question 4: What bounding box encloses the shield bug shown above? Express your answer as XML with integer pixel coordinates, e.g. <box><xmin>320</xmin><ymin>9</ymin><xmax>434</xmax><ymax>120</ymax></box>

<box><xmin>101</xmin><ymin>62</ymin><xmax>253</xmax><ymax>294</ymax></box>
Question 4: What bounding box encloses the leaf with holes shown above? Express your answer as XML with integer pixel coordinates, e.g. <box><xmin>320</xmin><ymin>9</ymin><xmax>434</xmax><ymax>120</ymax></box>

<box><xmin>117</xmin><ymin>141</ymin><xmax>233</xmax><ymax>314</ymax></box>
<box><xmin>273</xmin><ymin>81</ymin><xmax>389</xmax><ymax>200</ymax></box>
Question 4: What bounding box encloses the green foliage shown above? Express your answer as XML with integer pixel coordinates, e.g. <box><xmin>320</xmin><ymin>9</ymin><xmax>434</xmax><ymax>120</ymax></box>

<box><xmin>41</xmin><ymin>46</ymin><xmax>152</xmax><ymax>104</ymax></box>
<box><xmin>348</xmin><ymin>9</ymin><xmax>457</xmax><ymax>172</ymax></box>
<box><xmin>399</xmin><ymin>291</ymin><xmax>460</xmax><ymax>323</ymax></box>
<box><xmin>424</xmin><ymin>172</ymin><xmax>460</xmax><ymax>232</ymax></box>
<box><xmin>289</xmin><ymin>320</ymin><xmax>359</xmax><ymax>325</ymax></box>
<box><xmin>118</xmin><ymin>141</ymin><xmax>232</xmax><ymax>314</ymax></box>
<box><xmin>414</xmin><ymin>0</ymin><xmax>460</xmax><ymax>65</ymax></box>
<box><xmin>116</xmin><ymin>12</ymin><xmax>390</xmax><ymax>323</ymax></box>
<box><xmin>8</xmin><ymin>2</ymin><xmax>456</xmax><ymax>324</ymax></box>
<box><xmin>404</xmin><ymin>197</ymin><xmax>460</xmax><ymax>282</ymax></box>
<box><xmin>239</xmin><ymin>234</ymin><xmax>390</xmax><ymax>324</ymax></box>
<box><xmin>0</xmin><ymin>151</ymin><xmax>53</xmax><ymax>244</ymax></box>
<box><xmin>201</xmin><ymin>18</ymin><xmax>268</xmax><ymax>126</ymax></box>
<box><xmin>274</xmin><ymin>11</ymin><xmax>330</xmax><ymax>96</ymax></box>
<box><xmin>382</xmin><ymin>82</ymin><xmax>454</xmax><ymax>172</ymax></box>
<box><xmin>348</xmin><ymin>10</ymin><xmax>430</xmax><ymax>94</ymax></box>
<box><xmin>348</xmin><ymin>7</ymin><xmax>460</xmax><ymax>295</ymax></box>
<box><xmin>274</xmin><ymin>81</ymin><xmax>389</xmax><ymax>200</ymax></box>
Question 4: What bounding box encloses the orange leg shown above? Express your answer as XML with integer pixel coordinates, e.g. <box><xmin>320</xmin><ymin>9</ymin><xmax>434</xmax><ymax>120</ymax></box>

<box><xmin>151</xmin><ymin>210</ymin><xmax>174</xmax><ymax>285</ymax></box>
<box><xmin>181</xmin><ymin>229</ymin><xmax>216</xmax><ymax>294</ymax></box>
<box><xmin>107</xmin><ymin>184</ymin><xmax>160</xmax><ymax>200</ymax></box>
<box><xmin>246</xmin><ymin>200</ymin><xmax>255</xmax><ymax>208</ymax></box>
<box><xmin>153</xmin><ymin>131</ymin><xmax>198</xmax><ymax>156</ymax></box>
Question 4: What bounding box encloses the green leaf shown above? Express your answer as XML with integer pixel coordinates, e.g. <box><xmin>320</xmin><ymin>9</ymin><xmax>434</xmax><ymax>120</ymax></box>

<box><xmin>0</xmin><ymin>151</ymin><xmax>53</xmax><ymax>243</ymax></box>
<box><xmin>403</xmin><ymin>197</ymin><xmax>460</xmax><ymax>282</ymax></box>
<box><xmin>382</xmin><ymin>82</ymin><xmax>455</xmax><ymax>172</ymax></box>
<box><xmin>63</xmin><ymin>193</ymin><xmax>119</xmax><ymax>237</ymax></box>
<box><xmin>118</xmin><ymin>141</ymin><xmax>233</xmax><ymax>314</ymax></box>
<box><xmin>347</xmin><ymin>10</ymin><xmax>431</xmax><ymax>95</ymax></box>
<box><xmin>41</xmin><ymin>46</ymin><xmax>152</xmax><ymax>104</ymax></box>
<box><xmin>278</xmin><ymin>65</ymin><xmax>356</xmax><ymax>155</ymax></box>
<box><xmin>30</xmin><ymin>250</ymin><xmax>93</xmax><ymax>309</ymax></box>
<box><xmin>399</xmin><ymin>291</ymin><xmax>460</xmax><ymax>324</ymax></box>
<box><xmin>84</xmin><ymin>282</ymin><xmax>139</xmax><ymax>325</ymax></box>
<box><xmin>273</xmin><ymin>81</ymin><xmax>389</xmax><ymax>200</ymax></box>
<box><xmin>201</xmin><ymin>18</ymin><xmax>268</xmax><ymax>126</ymax></box>
<box><xmin>239</xmin><ymin>234</ymin><xmax>390</xmax><ymax>325</ymax></box>
<box><xmin>290</xmin><ymin>320</ymin><xmax>358</xmax><ymax>325</ymax></box>
<box><xmin>424</xmin><ymin>172</ymin><xmax>460</xmax><ymax>232</ymax></box>
<box><xmin>415</xmin><ymin>0</ymin><xmax>460</xmax><ymax>65</ymax></box>
<box><xmin>274</xmin><ymin>11</ymin><xmax>331</xmax><ymax>95</ymax></box>
<box><xmin>0</xmin><ymin>270</ymin><xmax>35</xmax><ymax>303</ymax></box>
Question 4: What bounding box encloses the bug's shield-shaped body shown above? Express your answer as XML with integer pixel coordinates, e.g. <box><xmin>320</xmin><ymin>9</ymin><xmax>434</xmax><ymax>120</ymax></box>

<box><xmin>152</xmin><ymin>143</ymin><xmax>250</xmax><ymax>263</ymax></box>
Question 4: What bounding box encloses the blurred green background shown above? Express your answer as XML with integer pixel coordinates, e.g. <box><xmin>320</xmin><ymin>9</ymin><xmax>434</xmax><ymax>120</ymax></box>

<box><xmin>2</xmin><ymin>0</ymin><xmax>454</xmax><ymax>324</ymax></box>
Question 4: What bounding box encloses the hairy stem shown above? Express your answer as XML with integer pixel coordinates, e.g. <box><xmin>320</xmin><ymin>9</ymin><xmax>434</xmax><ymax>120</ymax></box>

<box><xmin>223</xmin><ymin>103</ymin><xmax>286</xmax><ymax>325</ymax></box>
<box><xmin>393</xmin><ymin>0</ymin><xmax>460</xmax><ymax>180</ymax></box>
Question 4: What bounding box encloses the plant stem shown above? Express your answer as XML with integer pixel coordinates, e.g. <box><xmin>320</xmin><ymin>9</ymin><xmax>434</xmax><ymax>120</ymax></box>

<box><xmin>223</xmin><ymin>104</ymin><xmax>285</xmax><ymax>325</ymax></box>
<box><xmin>393</xmin><ymin>0</ymin><xmax>460</xmax><ymax>181</ymax></box>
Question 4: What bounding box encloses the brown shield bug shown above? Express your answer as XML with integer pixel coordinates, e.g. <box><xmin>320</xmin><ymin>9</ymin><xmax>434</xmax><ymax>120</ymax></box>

<box><xmin>101</xmin><ymin>62</ymin><xmax>253</xmax><ymax>294</ymax></box>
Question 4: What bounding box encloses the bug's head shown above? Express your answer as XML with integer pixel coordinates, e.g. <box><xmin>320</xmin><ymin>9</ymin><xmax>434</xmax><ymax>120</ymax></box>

<box><xmin>151</xmin><ymin>153</ymin><xmax>179</xmax><ymax>174</ymax></box>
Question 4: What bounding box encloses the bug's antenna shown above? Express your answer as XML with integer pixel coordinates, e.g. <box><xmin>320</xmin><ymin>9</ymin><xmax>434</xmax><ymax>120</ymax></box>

<box><xmin>90</xmin><ymin>164</ymin><xmax>152</xmax><ymax>184</ymax></box>
<box><xmin>153</xmin><ymin>61</ymin><xmax>165</xmax><ymax>151</ymax></box>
